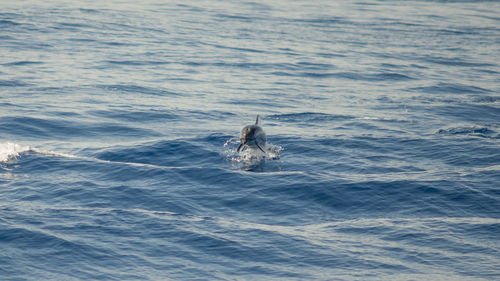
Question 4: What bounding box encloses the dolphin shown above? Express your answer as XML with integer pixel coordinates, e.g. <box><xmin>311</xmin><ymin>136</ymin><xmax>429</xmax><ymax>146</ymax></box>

<box><xmin>237</xmin><ymin>115</ymin><xmax>266</xmax><ymax>153</ymax></box>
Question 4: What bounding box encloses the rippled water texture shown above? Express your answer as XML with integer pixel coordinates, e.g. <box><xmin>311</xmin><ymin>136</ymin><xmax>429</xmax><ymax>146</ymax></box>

<box><xmin>1</xmin><ymin>0</ymin><xmax>500</xmax><ymax>280</ymax></box>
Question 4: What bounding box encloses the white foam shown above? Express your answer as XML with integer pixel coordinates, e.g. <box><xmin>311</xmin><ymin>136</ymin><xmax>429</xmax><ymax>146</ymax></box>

<box><xmin>0</xmin><ymin>142</ymin><xmax>30</xmax><ymax>163</ymax></box>
<box><xmin>224</xmin><ymin>137</ymin><xmax>282</xmax><ymax>166</ymax></box>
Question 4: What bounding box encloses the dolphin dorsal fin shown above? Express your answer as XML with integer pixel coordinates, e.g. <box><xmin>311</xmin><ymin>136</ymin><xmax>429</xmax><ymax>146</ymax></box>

<box><xmin>255</xmin><ymin>115</ymin><xmax>260</xmax><ymax>125</ymax></box>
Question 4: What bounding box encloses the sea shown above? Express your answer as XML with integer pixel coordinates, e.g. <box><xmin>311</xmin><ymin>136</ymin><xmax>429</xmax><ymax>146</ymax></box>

<box><xmin>1</xmin><ymin>0</ymin><xmax>499</xmax><ymax>280</ymax></box>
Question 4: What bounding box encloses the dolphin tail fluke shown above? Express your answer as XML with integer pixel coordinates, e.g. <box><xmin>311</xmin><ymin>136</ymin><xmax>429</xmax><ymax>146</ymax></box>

<box><xmin>255</xmin><ymin>115</ymin><xmax>260</xmax><ymax>125</ymax></box>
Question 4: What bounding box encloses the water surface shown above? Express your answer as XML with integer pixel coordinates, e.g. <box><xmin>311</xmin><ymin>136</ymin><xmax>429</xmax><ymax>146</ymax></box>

<box><xmin>1</xmin><ymin>0</ymin><xmax>500</xmax><ymax>280</ymax></box>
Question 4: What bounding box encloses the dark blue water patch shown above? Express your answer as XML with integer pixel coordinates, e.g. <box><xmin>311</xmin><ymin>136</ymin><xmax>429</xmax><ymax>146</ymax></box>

<box><xmin>0</xmin><ymin>116</ymin><xmax>161</xmax><ymax>140</ymax></box>
<box><xmin>0</xmin><ymin>79</ymin><xmax>31</xmax><ymax>87</ymax></box>
<box><xmin>429</xmin><ymin>27</ymin><xmax>473</xmax><ymax>36</ymax></box>
<box><xmin>373</xmin><ymin>134</ymin><xmax>498</xmax><ymax>160</ymax></box>
<box><xmin>301</xmin><ymin>72</ymin><xmax>340</xmax><ymax>79</ymax></box>
<box><xmin>9</xmin><ymin>154</ymin><xmax>195</xmax><ymax>213</ymax></box>
<box><xmin>437</xmin><ymin>126</ymin><xmax>498</xmax><ymax>139</ymax></box>
<box><xmin>101</xmin><ymin>20</ymin><xmax>167</xmax><ymax>34</ymax></box>
<box><xmin>0</xmin><ymin>225</ymin><xmax>105</xmax><ymax>260</ymax></box>
<box><xmin>269</xmin><ymin>71</ymin><xmax>414</xmax><ymax>81</ymax></box>
<box><xmin>89</xmin><ymin>108</ymin><xmax>233</xmax><ymax>125</ymax></box>
<box><xmin>180</xmin><ymin>61</ymin><xmax>309</xmax><ymax>72</ymax></box>
<box><xmin>12</xmin><ymin>151</ymin><xmax>104</xmax><ymax>177</ymax></box>
<box><xmin>0</xmin><ymin>102</ymin><xmax>24</xmax><ymax>108</ymax></box>
<box><xmin>5</xmin><ymin>205</ymin><xmax>324</xmax><ymax>279</ymax></box>
<box><xmin>0</xmin><ymin>35</ymin><xmax>15</xmax><ymax>40</ymax></box>
<box><xmin>205</xmin><ymin>42</ymin><xmax>265</xmax><ymax>53</ymax></box>
<box><xmin>88</xmin><ymin>109</ymin><xmax>178</xmax><ymax>123</ymax></box>
<box><xmin>0</xmin><ymin>216</ymin><xmax>153</xmax><ymax>280</ymax></box>
<box><xmin>67</xmin><ymin>37</ymin><xmax>98</xmax><ymax>43</ymax></box>
<box><xmin>294</xmin><ymin>16</ymin><xmax>352</xmax><ymax>26</ymax></box>
<box><xmin>187</xmin><ymin>185</ymin><xmax>317</xmax><ymax>224</ymax></box>
<box><xmin>410</xmin><ymin>82</ymin><xmax>492</xmax><ymax>94</ymax></box>
<box><xmin>382</xmin><ymin>19</ymin><xmax>428</xmax><ymax>28</ymax></box>
<box><xmin>2</xmin><ymin>60</ymin><xmax>43</xmax><ymax>66</ymax></box>
<box><xmin>93</xmin><ymin>137</ymin><xmax>224</xmax><ymax>168</ymax></box>
<box><xmin>309</xmin><ymin>135</ymin><xmax>500</xmax><ymax>176</ymax></box>
<box><xmin>267</xmin><ymin>112</ymin><xmax>355</xmax><ymax>123</ymax></box>
<box><xmin>102</xmin><ymin>41</ymin><xmax>136</xmax><ymax>46</ymax></box>
<box><xmin>454</xmin><ymin>221</ymin><xmax>500</xmax><ymax>243</ymax></box>
<box><xmin>184</xmin><ymin>110</ymin><xmax>236</xmax><ymax>121</ymax></box>
<box><xmin>103</xmin><ymin>60</ymin><xmax>171</xmax><ymax>66</ymax></box>
<box><xmin>86</xmin><ymin>122</ymin><xmax>163</xmax><ymax>138</ymax></box>
<box><xmin>382</xmin><ymin>223</ymin><xmax>497</xmax><ymax>258</ymax></box>
<box><xmin>87</xmin><ymin>182</ymin><xmax>195</xmax><ymax>213</ymax></box>
<box><xmin>316</xmin><ymin>52</ymin><xmax>346</xmax><ymax>58</ymax></box>
<box><xmin>0</xmin><ymin>19</ymin><xmax>20</xmax><ymax>27</ymax></box>
<box><xmin>0</xmin><ymin>226</ymin><xmax>116</xmax><ymax>280</ymax></box>
<box><xmin>296</xmin><ymin>61</ymin><xmax>336</xmax><ymax>71</ymax></box>
<box><xmin>471</xmin><ymin>95</ymin><xmax>500</xmax><ymax>103</ymax></box>
<box><xmin>422</xmin><ymin>56</ymin><xmax>495</xmax><ymax>68</ymax></box>
<box><xmin>214</xmin><ymin>13</ymin><xmax>257</xmax><ymax>22</ymax></box>
<box><xmin>223</xmin><ymin>98</ymin><xmax>286</xmax><ymax>108</ymax></box>
<box><xmin>373</xmin><ymin>72</ymin><xmax>414</xmax><ymax>81</ymax></box>
<box><xmin>52</xmin><ymin>21</ymin><xmax>93</xmax><ymax>31</ymax></box>
<box><xmin>342</xmin><ymin>121</ymin><xmax>386</xmax><ymax>132</ymax></box>
<box><xmin>379</xmin><ymin>63</ymin><xmax>408</xmax><ymax>69</ymax></box>
<box><xmin>447</xmin><ymin>150</ymin><xmax>500</xmax><ymax>168</ymax></box>
<box><xmin>4</xmin><ymin>40</ymin><xmax>53</xmax><ymax>50</ymax></box>
<box><xmin>78</xmin><ymin>8</ymin><xmax>100</xmax><ymax>13</ymax></box>
<box><xmin>0</xmin><ymin>12</ymin><xmax>22</xmax><ymax>18</ymax></box>
<box><xmin>95</xmin><ymin>84</ymin><xmax>182</xmax><ymax>96</ymax></box>
<box><xmin>255</xmin><ymin>178</ymin><xmax>481</xmax><ymax>219</ymax></box>
<box><xmin>178</xmin><ymin>221</ymin><xmax>409</xmax><ymax>274</ymax></box>
<box><xmin>0</xmin><ymin>117</ymin><xmax>57</xmax><ymax>138</ymax></box>
<box><xmin>25</xmin><ymin>86</ymin><xmax>77</xmax><ymax>96</ymax></box>
<box><xmin>431</xmin><ymin>104</ymin><xmax>500</xmax><ymax>123</ymax></box>
<box><xmin>47</xmin><ymin>111</ymin><xmax>82</xmax><ymax>118</ymax></box>
<box><xmin>178</xmin><ymin>229</ymin><xmax>289</xmax><ymax>265</ymax></box>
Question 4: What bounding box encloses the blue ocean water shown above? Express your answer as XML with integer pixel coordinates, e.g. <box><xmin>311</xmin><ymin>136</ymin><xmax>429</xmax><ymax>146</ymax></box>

<box><xmin>1</xmin><ymin>0</ymin><xmax>500</xmax><ymax>279</ymax></box>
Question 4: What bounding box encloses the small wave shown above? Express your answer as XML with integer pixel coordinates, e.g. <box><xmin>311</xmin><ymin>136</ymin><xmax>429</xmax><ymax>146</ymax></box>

<box><xmin>0</xmin><ymin>116</ymin><xmax>161</xmax><ymax>139</ymax></box>
<box><xmin>437</xmin><ymin>126</ymin><xmax>498</xmax><ymax>139</ymax></box>
<box><xmin>0</xmin><ymin>19</ymin><xmax>20</xmax><ymax>26</ymax></box>
<box><xmin>267</xmin><ymin>112</ymin><xmax>354</xmax><ymax>123</ymax></box>
<box><xmin>423</xmin><ymin>56</ymin><xmax>495</xmax><ymax>68</ymax></box>
<box><xmin>268</xmin><ymin>71</ymin><xmax>414</xmax><ymax>81</ymax></box>
<box><xmin>94</xmin><ymin>138</ymin><xmax>223</xmax><ymax>168</ymax></box>
<box><xmin>88</xmin><ymin>109</ymin><xmax>178</xmax><ymax>123</ymax></box>
<box><xmin>214</xmin><ymin>13</ymin><xmax>256</xmax><ymax>22</ymax></box>
<box><xmin>205</xmin><ymin>42</ymin><xmax>265</xmax><ymax>53</ymax></box>
<box><xmin>0</xmin><ymin>79</ymin><xmax>31</xmax><ymax>87</ymax></box>
<box><xmin>95</xmin><ymin>84</ymin><xmax>181</xmax><ymax>96</ymax></box>
<box><xmin>78</xmin><ymin>8</ymin><xmax>99</xmax><ymax>13</ymax></box>
<box><xmin>0</xmin><ymin>142</ymin><xmax>30</xmax><ymax>164</ymax></box>
<box><xmin>103</xmin><ymin>60</ymin><xmax>170</xmax><ymax>66</ymax></box>
<box><xmin>410</xmin><ymin>83</ymin><xmax>491</xmax><ymax>94</ymax></box>
<box><xmin>472</xmin><ymin>96</ymin><xmax>500</xmax><ymax>103</ymax></box>
<box><xmin>2</xmin><ymin>61</ymin><xmax>43</xmax><ymax>66</ymax></box>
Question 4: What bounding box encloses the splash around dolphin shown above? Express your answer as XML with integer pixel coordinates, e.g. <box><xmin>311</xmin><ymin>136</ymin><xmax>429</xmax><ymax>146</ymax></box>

<box><xmin>237</xmin><ymin>115</ymin><xmax>266</xmax><ymax>153</ymax></box>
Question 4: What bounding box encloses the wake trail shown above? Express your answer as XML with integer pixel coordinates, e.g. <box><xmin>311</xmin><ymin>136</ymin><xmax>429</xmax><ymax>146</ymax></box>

<box><xmin>0</xmin><ymin>142</ymin><xmax>174</xmax><ymax>170</ymax></box>
<box><xmin>31</xmin><ymin>148</ymin><xmax>179</xmax><ymax>170</ymax></box>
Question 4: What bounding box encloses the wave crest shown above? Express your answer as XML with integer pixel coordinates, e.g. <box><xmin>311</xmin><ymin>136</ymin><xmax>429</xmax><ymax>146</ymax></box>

<box><xmin>0</xmin><ymin>142</ymin><xmax>30</xmax><ymax>163</ymax></box>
